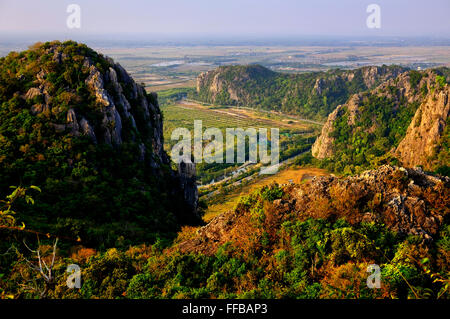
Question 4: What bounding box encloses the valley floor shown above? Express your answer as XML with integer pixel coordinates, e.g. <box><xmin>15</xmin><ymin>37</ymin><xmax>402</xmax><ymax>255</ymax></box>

<box><xmin>159</xmin><ymin>98</ymin><xmax>328</xmax><ymax>222</ymax></box>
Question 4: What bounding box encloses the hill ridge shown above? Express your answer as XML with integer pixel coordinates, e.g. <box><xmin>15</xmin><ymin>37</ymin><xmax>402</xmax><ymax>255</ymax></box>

<box><xmin>195</xmin><ymin>64</ymin><xmax>407</xmax><ymax>120</ymax></box>
<box><xmin>0</xmin><ymin>41</ymin><xmax>198</xmax><ymax>246</ymax></box>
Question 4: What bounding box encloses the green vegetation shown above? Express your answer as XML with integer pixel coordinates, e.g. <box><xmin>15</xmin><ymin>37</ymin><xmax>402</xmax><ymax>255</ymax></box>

<box><xmin>317</xmin><ymin>69</ymin><xmax>450</xmax><ymax>176</ymax></box>
<box><xmin>323</xmin><ymin>94</ymin><xmax>419</xmax><ymax>175</ymax></box>
<box><xmin>2</xmin><ymin>183</ymin><xmax>448</xmax><ymax>299</ymax></box>
<box><xmin>162</xmin><ymin>104</ymin><xmax>318</xmax><ymax>183</ymax></box>
<box><xmin>434</xmin><ymin>67</ymin><xmax>450</xmax><ymax>84</ymax></box>
<box><xmin>195</xmin><ymin>64</ymin><xmax>406</xmax><ymax>120</ymax></box>
<box><xmin>157</xmin><ymin>87</ymin><xmax>196</xmax><ymax>106</ymax></box>
<box><xmin>0</xmin><ymin>41</ymin><xmax>193</xmax><ymax>249</ymax></box>
<box><xmin>437</xmin><ymin>75</ymin><xmax>447</xmax><ymax>89</ymax></box>
<box><xmin>409</xmin><ymin>70</ymin><xmax>423</xmax><ymax>89</ymax></box>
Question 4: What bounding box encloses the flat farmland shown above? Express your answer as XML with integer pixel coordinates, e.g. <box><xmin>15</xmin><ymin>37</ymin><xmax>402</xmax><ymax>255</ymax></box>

<box><xmin>161</xmin><ymin>101</ymin><xmax>321</xmax><ymax>184</ymax></box>
<box><xmin>92</xmin><ymin>44</ymin><xmax>450</xmax><ymax>92</ymax></box>
<box><xmin>162</xmin><ymin>102</ymin><xmax>319</xmax><ymax>149</ymax></box>
<box><xmin>162</xmin><ymin>104</ymin><xmax>278</xmax><ymax>150</ymax></box>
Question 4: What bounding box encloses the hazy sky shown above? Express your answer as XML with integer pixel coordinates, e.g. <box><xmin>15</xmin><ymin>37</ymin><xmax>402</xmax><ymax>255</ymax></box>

<box><xmin>0</xmin><ymin>0</ymin><xmax>449</xmax><ymax>38</ymax></box>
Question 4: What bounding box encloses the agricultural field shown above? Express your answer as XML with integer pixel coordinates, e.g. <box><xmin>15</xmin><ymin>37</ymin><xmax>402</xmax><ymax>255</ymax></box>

<box><xmin>161</xmin><ymin>97</ymin><xmax>325</xmax><ymax>224</ymax></box>
<box><xmin>93</xmin><ymin>44</ymin><xmax>450</xmax><ymax>92</ymax></box>
<box><xmin>161</xmin><ymin>100</ymin><xmax>321</xmax><ymax>184</ymax></box>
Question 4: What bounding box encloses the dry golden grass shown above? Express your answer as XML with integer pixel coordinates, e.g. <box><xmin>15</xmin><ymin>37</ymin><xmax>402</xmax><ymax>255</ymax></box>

<box><xmin>203</xmin><ymin>167</ymin><xmax>328</xmax><ymax>222</ymax></box>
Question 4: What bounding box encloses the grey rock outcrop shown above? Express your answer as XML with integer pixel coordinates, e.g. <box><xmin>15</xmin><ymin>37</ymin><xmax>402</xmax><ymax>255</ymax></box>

<box><xmin>178</xmin><ymin>162</ymin><xmax>199</xmax><ymax>217</ymax></box>
<box><xmin>178</xmin><ymin>165</ymin><xmax>449</xmax><ymax>255</ymax></box>
<box><xmin>312</xmin><ymin>69</ymin><xmax>449</xmax><ymax>170</ymax></box>
<box><xmin>25</xmin><ymin>43</ymin><xmax>198</xmax><ymax>215</ymax></box>
<box><xmin>79</xmin><ymin>117</ymin><xmax>97</xmax><ymax>143</ymax></box>
<box><xmin>311</xmin><ymin>105</ymin><xmax>343</xmax><ymax>159</ymax></box>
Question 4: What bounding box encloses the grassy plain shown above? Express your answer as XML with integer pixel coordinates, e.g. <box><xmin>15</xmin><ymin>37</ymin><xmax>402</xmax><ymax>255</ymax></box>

<box><xmin>161</xmin><ymin>101</ymin><xmax>321</xmax><ymax>183</ymax></box>
<box><xmin>203</xmin><ymin>167</ymin><xmax>328</xmax><ymax>222</ymax></box>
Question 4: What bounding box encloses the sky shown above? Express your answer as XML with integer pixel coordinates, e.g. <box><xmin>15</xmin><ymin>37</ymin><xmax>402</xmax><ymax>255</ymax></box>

<box><xmin>0</xmin><ymin>0</ymin><xmax>449</xmax><ymax>39</ymax></box>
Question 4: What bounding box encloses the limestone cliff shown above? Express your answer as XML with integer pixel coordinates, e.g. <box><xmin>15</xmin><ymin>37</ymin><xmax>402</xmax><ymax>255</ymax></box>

<box><xmin>395</xmin><ymin>80</ymin><xmax>450</xmax><ymax>169</ymax></box>
<box><xmin>312</xmin><ymin>68</ymin><xmax>450</xmax><ymax>172</ymax></box>
<box><xmin>26</xmin><ymin>43</ymin><xmax>198</xmax><ymax>215</ymax></box>
<box><xmin>27</xmin><ymin>45</ymin><xmax>166</xmax><ymax>167</ymax></box>
<box><xmin>312</xmin><ymin>104</ymin><xmax>344</xmax><ymax>159</ymax></box>
<box><xmin>0</xmin><ymin>41</ymin><xmax>199</xmax><ymax>244</ymax></box>
<box><xmin>195</xmin><ymin>64</ymin><xmax>406</xmax><ymax>119</ymax></box>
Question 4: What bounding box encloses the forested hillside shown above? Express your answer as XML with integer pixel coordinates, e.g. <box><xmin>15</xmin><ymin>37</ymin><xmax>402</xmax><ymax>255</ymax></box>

<box><xmin>0</xmin><ymin>41</ymin><xmax>199</xmax><ymax>248</ymax></box>
<box><xmin>195</xmin><ymin>64</ymin><xmax>407</xmax><ymax>120</ymax></box>
<box><xmin>312</xmin><ymin>68</ymin><xmax>450</xmax><ymax>176</ymax></box>
<box><xmin>3</xmin><ymin>166</ymin><xmax>448</xmax><ymax>299</ymax></box>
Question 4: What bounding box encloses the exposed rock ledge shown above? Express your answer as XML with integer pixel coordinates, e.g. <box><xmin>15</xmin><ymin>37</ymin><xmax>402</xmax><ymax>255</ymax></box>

<box><xmin>177</xmin><ymin>165</ymin><xmax>449</xmax><ymax>255</ymax></box>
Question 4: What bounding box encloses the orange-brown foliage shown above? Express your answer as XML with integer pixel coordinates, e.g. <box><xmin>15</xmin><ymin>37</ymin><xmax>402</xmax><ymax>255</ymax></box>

<box><xmin>320</xmin><ymin>261</ymin><xmax>392</xmax><ymax>299</ymax></box>
<box><xmin>69</xmin><ymin>246</ymin><xmax>97</xmax><ymax>264</ymax></box>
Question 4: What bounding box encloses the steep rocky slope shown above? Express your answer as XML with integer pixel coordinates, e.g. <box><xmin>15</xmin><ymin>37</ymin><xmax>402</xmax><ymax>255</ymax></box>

<box><xmin>0</xmin><ymin>41</ymin><xmax>198</xmax><ymax>245</ymax></box>
<box><xmin>395</xmin><ymin>81</ymin><xmax>449</xmax><ymax>168</ymax></box>
<box><xmin>312</xmin><ymin>69</ymin><xmax>450</xmax><ymax>173</ymax></box>
<box><xmin>178</xmin><ymin>165</ymin><xmax>449</xmax><ymax>255</ymax></box>
<box><xmin>195</xmin><ymin>64</ymin><xmax>406</xmax><ymax>119</ymax></box>
<box><xmin>3</xmin><ymin>164</ymin><xmax>448</xmax><ymax>299</ymax></box>
<box><xmin>24</xmin><ymin>43</ymin><xmax>166</xmax><ymax>165</ymax></box>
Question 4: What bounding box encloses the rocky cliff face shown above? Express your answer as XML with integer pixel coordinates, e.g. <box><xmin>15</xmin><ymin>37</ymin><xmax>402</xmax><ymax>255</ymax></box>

<box><xmin>26</xmin><ymin>45</ymin><xmax>167</xmax><ymax>168</ymax></box>
<box><xmin>0</xmin><ymin>41</ymin><xmax>199</xmax><ymax>243</ymax></box>
<box><xmin>312</xmin><ymin>69</ymin><xmax>450</xmax><ymax>171</ymax></box>
<box><xmin>196</xmin><ymin>64</ymin><xmax>406</xmax><ymax>119</ymax></box>
<box><xmin>177</xmin><ymin>165</ymin><xmax>449</xmax><ymax>255</ymax></box>
<box><xmin>311</xmin><ymin>92</ymin><xmax>364</xmax><ymax>159</ymax></box>
<box><xmin>196</xmin><ymin>64</ymin><xmax>276</xmax><ymax>105</ymax></box>
<box><xmin>312</xmin><ymin>104</ymin><xmax>344</xmax><ymax>159</ymax></box>
<box><xmin>395</xmin><ymin>80</ymin><xmax>450</xmax><ymax>169</ymax></box>
<box><xmin>38</xmin><ymin>43</ymin><xmax>198</xmax><ymax>214</ymax></box>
